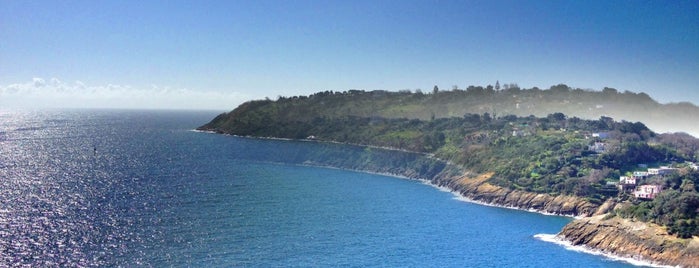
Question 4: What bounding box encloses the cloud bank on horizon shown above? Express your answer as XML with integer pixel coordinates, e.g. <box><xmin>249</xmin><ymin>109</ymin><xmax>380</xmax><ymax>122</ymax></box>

<box><xmin>3</xmin><ymin>77</ymin><xmax>696</xmax><ymax>113</ymax></box>
<box><xmin>0</xmin><ymin>78</ymin><xmax>248</xmax><ymax>111</ymax></box>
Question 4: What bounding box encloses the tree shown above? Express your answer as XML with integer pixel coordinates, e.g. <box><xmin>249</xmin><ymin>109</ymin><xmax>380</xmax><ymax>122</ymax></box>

<box><xmin>486</xmin><ymin>85</ymin><xmax>494</xmax><ymax>93</ymax></box>
<box><xmin>548</xmin><ymin>112</ymin><xmax>567</xmax><ymax>121</ymax></box>
<box><xmin>495</xmin><ymin>80</ymin><xmax>500</xmax><ymax>91</ymax></box>
<box><xmin>602</xmin><ymin>87</ymin><xmax>618</xmax><ymax>95</ymax></box>
<box><xmin>550</xmin><ymin>84</ymin><xmax>570</xmax><ymax>93</ymax></box>
<box><xmin>433</xmin><ymin>85</ymin><xmax>439</xmax><ymax>94</ymax></box>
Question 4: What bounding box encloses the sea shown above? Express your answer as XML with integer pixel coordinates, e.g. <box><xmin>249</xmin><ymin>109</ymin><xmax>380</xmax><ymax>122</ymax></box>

<box><xmin>0</xmin><ymin>109</ymin><xmax>657</xmax><ymax>267</ymax></box>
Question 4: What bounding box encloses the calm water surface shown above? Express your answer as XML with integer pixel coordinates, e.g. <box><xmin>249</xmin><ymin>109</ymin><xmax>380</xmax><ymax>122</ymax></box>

<box><xmin>0</xmin><ymin>109</ymin><xmax>640</xmax><ymax>267</ymax></box>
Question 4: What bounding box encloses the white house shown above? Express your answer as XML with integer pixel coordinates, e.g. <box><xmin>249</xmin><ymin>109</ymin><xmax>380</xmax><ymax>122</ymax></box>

<box><xmin>618</xmin><ymin>176</ymin><xmax>637</xmax><ymax>191</ymax></box>
<box><xmin>648</xmin><ymin>167</ymin><xmax>677</xmax><ymax>176</ymax></box>
<box><xmin>634</xmin><ymin>185</ymin><xmax>663</xmax><ymax>200</ymax></box>
<box><xmin>592</xmin><ymin>132</ymin><xmax>610</xmax><ymax>139</ymax></box>
<box><xmin>619</xmin><ymin>176</ymin><xmax>636</xmax><ymax>185</ymax></box>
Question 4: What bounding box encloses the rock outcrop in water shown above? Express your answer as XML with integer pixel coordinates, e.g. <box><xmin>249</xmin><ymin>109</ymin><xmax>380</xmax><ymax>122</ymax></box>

<box><xmin>559</xmin><ymin>215</ymin><xmax>699</xmax><ymax>267</ymax></box>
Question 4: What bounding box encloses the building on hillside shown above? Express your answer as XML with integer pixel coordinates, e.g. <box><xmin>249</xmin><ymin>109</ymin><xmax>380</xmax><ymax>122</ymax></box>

<box><xmin>647</xmin><ymin>166</ymin><xmax>678</xmax><ymax>176</ymax></box>
<box><xmin>619</xmin><ymin>176</ymin><xmax>636</xmax><ymax>185</ymax></box>
<box><xmin>634</xmin><ymin>185</ymin><xmax>663</xmax><ymax>200</ymax></box>
<box><xmin>618</xmin><ymin>176</ymin><xmax>637</xmax><ymax>191</ymax></box>
<box><xmin>589</xmin><ymin>142</ymin><xmax>606</xmax><ymax>153</ymax></box>
<box><xmin>592</xmin><ymin>132</ymin><xmax>610</xmax><ymax>139</ymax></box>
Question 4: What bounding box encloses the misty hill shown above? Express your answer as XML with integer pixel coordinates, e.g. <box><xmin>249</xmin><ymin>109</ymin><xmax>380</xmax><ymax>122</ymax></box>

<box><xmin>209</xmin><ymin>84</ymin><xmax>699</xmax><ymax>137</ymax></box>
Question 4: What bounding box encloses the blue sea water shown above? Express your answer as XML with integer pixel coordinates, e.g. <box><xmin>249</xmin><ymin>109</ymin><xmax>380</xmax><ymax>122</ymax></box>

<box><xmin>0</xmin><ymin>109</ymin><xmax>644</xmax><ymax>267</ymax></box>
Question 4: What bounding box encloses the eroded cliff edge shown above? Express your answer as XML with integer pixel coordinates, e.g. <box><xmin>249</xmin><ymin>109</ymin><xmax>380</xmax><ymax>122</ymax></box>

<box><xmin>433</xmin><ymin>172</ymin><xmax>609</xmax><ymax>217</ymax></box>
<box><xmin>559</xmin><ymin>215</ymin><xmax>699</xmax><ymax>267</ymax></box>
<box><xmin>290</xmin><ymin>141</ymin><xmax>605</xmax><ymax>217</ymax></box>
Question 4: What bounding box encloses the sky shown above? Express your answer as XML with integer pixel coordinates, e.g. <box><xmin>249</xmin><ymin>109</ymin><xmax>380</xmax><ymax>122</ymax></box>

<box><xmin>1</xmin><ymin>0</ymin><xmax>697</xmax><ymax>111</ymax></box>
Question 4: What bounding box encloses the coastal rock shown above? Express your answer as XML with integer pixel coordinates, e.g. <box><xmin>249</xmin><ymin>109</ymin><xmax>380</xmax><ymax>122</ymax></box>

<box><xmin>592</xmin><ymin>198</ymin><xmax>617</xmax><ymax>216</ymax></box>
<box><xmin>434</xmin><ymin>173</ymin><xmax>599</xmax><ymax>217</ymax></box>
<box><xmin>559</xmin><ymin>215</ymin><xmax>699</xmax><ymax>267</ymax></box>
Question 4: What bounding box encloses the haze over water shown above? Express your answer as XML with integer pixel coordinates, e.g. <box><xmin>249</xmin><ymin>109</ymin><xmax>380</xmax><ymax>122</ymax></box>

<box><xmin>0</xmin><ymin>109</ymin><xmax>642</xmax><ymax>266</ymax></box>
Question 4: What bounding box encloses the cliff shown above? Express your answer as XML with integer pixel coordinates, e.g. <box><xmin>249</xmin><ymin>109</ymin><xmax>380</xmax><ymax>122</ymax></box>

<box><xmin>433</xmin><ymin>172</ymin><xmax>609</xmax><ymax>217</ymax></box>
<box><xmin>559</xmin><ymin>215</ymin><xmax>699</xmax><ymax>267</ymax></box>
<box><xmin>223</xmin><ymin>135</ymin><xmax>603</xmax><ymax>217</ymax></box>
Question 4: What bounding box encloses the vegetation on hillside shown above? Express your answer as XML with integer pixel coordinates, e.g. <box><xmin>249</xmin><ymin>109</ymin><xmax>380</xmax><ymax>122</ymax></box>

<box><xmin>206</xmin><ymin>84</ymin><xmax>699</xmax><ymax>136</ymax></box>
<box><xmin>616</xmin><ymin>171</ymin><xmax>699</xmax><ymax>238</ymax></box>
<box><xmin>199</xmin><ymin>86</ymin><xmax>699</xmax><ymax>237</ymax></box>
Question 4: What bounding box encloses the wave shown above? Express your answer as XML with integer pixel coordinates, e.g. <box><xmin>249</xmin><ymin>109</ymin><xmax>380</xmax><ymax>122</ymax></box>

<box><xmin>189</xmin><ymin>129</ymin><xmax>217</xmax><ymax>134</ymax></box>
<box><xmin>534</xmin><ymin>234</ymin><xmax>677</xmax><ymax>268</ymax></box>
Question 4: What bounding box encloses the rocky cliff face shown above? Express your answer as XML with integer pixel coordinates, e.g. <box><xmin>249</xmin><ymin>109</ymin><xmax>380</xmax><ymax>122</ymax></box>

<box><xmin>432</xmin><ymin>172</ymin><xmax>608</xmax><ymax>217</ymax></box>
<box><xmin>559</xmin><ymin>215</ymin><xmax>699</xmax><ymax>267</ymax></box>
<box><xmin>302</xmin><ymin>145</ymin><xmax>603</xmax><ymax>217</ymax></box>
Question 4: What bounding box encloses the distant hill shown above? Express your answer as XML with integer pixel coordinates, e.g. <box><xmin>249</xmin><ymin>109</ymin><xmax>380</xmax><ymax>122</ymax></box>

<box><xmin>208</xmin><ymin>84</ymin><xmax>699</xmax><ymax>137</ymax></box>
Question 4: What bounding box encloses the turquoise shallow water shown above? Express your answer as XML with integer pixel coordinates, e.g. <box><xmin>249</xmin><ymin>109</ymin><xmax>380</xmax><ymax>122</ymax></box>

<box><xmin>0</xmin><ymin>109</ymin><xmax>640</xmax><ymax>267</ymax></box>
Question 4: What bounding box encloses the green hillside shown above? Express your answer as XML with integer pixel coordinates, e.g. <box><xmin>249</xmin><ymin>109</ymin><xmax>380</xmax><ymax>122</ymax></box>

<box><xmin>205</xmin><ymin>84</ymin><xmax>699</xmax><ymax>136</ymax></box>
<box><xmin>200</xmin><ymin>85</ymin><xmax>699</xmax><ymax>238</ymax></box>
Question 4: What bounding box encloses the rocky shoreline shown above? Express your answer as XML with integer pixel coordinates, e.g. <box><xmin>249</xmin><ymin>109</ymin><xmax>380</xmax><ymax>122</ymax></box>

<box><xmin>432</xmin><ymin>172</ymin><xmax>610</xmax><ymax>217</ymax></box>
<box><xmin>559</xmin><ymin>215</ymin><xmax>699</xmax><ymax>267</ymax></box>
<box><xmin>336</xmin><ymin>155</ymin><xmax>699</xmax><ymax>267</ymax></box>
<box><xmin>201</xmin><ymin>132</ymin><xmax>699</xmax><ymax>267</ymax></box>
<box><xmin>431</xmin><ymin>171</ymin><xmax>699</xmax><ymax>267</ymax></box>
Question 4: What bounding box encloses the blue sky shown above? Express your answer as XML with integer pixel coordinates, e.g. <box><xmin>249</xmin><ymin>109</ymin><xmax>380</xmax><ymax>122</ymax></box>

<box><xmin>1</xmin><ymin>0</ymin><xmax>697</xmax><ymax>110</ymax></box>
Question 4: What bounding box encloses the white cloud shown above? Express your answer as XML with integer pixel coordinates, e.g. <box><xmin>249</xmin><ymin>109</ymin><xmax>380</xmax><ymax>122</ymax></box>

<box><xmin>1</xmin><ymin>77</ymin><xmax>250</xmax><ymax>111</ymax></box>
<box><xmin>32</xmin><ymin>77</ymin><xmax>46</xmax><ymax>88</ymax></box>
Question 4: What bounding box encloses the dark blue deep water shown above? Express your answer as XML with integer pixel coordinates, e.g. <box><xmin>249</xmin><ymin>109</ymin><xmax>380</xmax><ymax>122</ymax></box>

<box><xmin>0</xmin><ymin>110</ymin><xmax>642</xmax><ymax>267</ymax></box>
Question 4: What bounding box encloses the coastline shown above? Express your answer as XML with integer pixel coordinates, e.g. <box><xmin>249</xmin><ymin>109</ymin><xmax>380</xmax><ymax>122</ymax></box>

<box><xmin>309</xmin><ymin>155</ymin><xmax>699</xmax><ymax>267</ymax></box>
<box><xmin>533</xmin><ymin>233</ymin><xmax>677</xmax><ymax>268</ymax></box>
<box><xmin>197</xmin><ymin>131</ymin><xmax>697</xmax><ymax>267</ymax></box>
<box><xmin>432</xmin><ymin>172</ymin><xmax>607</xmax><ymax>217</ymax></box>
<box><xmin>195</xmin><ymin>127</ymin><xmax>599</xmax><ymax>216</ymax></box>
<box><xmin>558</xmin><ymin>215</ymin><xmax>699</xmax><ymax>267</ymax></box>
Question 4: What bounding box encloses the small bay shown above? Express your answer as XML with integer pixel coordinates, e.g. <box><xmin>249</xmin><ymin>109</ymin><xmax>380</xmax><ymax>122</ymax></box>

<box><xmin>0</xmin><ymin>109</ymin><xmax>640</xmax><ymax>267</ymax></box>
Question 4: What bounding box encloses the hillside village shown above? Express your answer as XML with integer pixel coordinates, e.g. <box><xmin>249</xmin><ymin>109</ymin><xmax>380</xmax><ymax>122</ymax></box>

<box><xmin>582</xmin><ymin>132</ymin><xmax>699</xmax><ymax>200</ymax></box>
<box><xmin>615</xmin><ymin>165</ymin><xmax>697</xmax><ymax>200</ymax></box>
<box><xmin>508</xmin><ymin>125</ymin><xmax>698</xmax><ymax>201</ymax></box>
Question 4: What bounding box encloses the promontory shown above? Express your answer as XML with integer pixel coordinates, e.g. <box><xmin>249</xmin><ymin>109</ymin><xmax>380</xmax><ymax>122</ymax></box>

<box><xmin>199</xmin><ymin>85</ymin><xmax>699</xmax><ymax>267</ymax></box>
